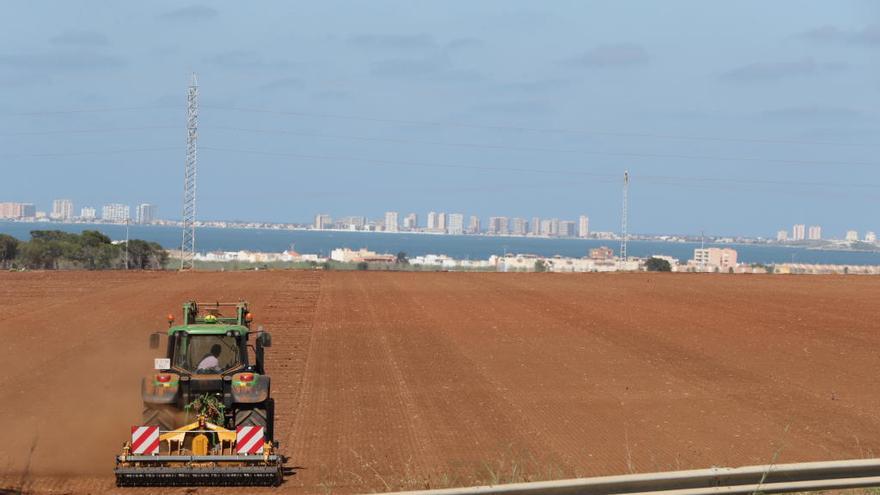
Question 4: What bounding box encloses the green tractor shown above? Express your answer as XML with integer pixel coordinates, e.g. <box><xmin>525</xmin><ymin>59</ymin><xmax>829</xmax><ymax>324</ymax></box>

<box><xmin>143</xmin><ymin>300</ymin><xmax>275</xmax><ymax>439</ymax></box>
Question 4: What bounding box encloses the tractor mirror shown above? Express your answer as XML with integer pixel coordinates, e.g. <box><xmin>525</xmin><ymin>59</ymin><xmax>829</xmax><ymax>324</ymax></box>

<box><xmin>259</xmin><ymin>332</ymin><xmax>272</xmax><ymax>348</ymax></box>
<box><xmin>149</xmin><ymin>333</ymin><xmax>160</xmax><ymax>349</ymax></box>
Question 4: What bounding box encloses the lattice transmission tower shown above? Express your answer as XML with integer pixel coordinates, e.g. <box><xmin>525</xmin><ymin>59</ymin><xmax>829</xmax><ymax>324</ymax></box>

<box><xmin>620</xmin><ymin>170</ymin><xmax>629</xmax><ymax>266</ymax></box>
<box><xmin>180</xmin><ymin>73</ymin><xmax>198</xmax><ymax>271</ymax></box>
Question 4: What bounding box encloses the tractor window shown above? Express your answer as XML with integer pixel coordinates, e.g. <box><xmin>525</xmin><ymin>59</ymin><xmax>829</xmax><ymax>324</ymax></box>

<box><xmin>172</xmin><ymin>334</ymin><xmax>241</xmax><ymax>374</ymax></box>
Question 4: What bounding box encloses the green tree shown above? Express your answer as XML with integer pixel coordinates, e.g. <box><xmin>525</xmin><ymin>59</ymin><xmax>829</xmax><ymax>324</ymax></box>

<box><xmin>395</xmin><ymin>251</ymin><xmax>409</xmax><ymax>264</ymax></box>
<box><xmin>645</xmin><ymin>257</ymin><xmax>672</xmax><ymax>272</ymax></box>
<box><xmin>0</xmin><ymin>234</ymin><xmax>18</xmax><ymax>268</ymax></box>
<box><xmin>356</xmin><ymin>261</ymin><xmax>369</xmax><ymax>271</ymax></box>
<box><xmin>534</xmin><ymin>260</ymin><xmax>547</xmax><ymax>272</ymax></box>
<box><xmin>125</xmin><ymin>239</ymin><xmax>167</xmax><ymax>269</ymax></box>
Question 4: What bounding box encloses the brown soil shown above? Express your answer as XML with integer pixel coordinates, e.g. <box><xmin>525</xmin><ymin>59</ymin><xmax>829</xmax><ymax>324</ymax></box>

<box><xmin>1</xmin><ymin>271</ymin><xmax>879</xmax><ymax>494</ymax></box>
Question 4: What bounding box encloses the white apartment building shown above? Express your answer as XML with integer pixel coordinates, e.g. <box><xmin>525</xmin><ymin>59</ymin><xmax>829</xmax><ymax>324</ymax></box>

<box><xmin>808</xmin><ymin>225</ymin><xmax>822</xmax><ymax>240</ymax></box>
<box><xmin>540</xmin><ymin>219</ymin><xmax>553</xmax><ymax>236</ymax></box>
<box><xmin>866</xmin><ymin>231</ymin><xmax>877</xmax><ymax>243</ymax></box>
<box><xmin>437</xmin><ymin>212</ymin><xmax>447</xmax><ymax>231</ymax></box>
<box><xmin>384</xmin><ymin>211</ymin><xmax>399</xmax><ymax>232</ymax></box>
<box><xmin>467</xmin><ymin>215</ymin><xmax>480</xmax><ymax>234</ymax></box>
<box><xmin>792</xmin><ymin>224</ymin><xmax>806</xmax><ymax>241</ymax></box>
<box><xmin>692</xmin><ymin>247</ymin><xmax>738</xmax><ymax>271</ymax></box>
<box><xmin>314</xmin><ymin>214</ymin><xmax>332</xmax><ymax>229</ymax></box>
<box><xmin>846</xmin><ymin>230</ymin><xmax>858</xmax><ymax>242</ymax></box>
<box><xmin>136</xmin><ymin>203</ymin><xmax>157</xmax><ymax>224</ymax></box>
<box><xmin>578</xmin><ymin>215</ymin><xmax>590</xmax><ymax>238</ymax></box>
<box><xmin>510</xmin><ymin>217</ymin><xmax>527</xmax><ymax>236</ymax></box>
<box><xmin>447</xmin><ymin>213</ymin><xmax>464</xmax><ymax>235</ymax></box>
<box><xmin>487</xmin><ymin>216</ymin><xmax>509</xmax><ymax>235</ymax></box>
<box><xmin>403</xmin><ymin>213</ymin><xmax>417</xmax><ymax>230</ymax></box>
<box><xmin>777</xmin><ymin>230</ymin><xmax>788</xmax><ymax>241</ymax></box>
<box><xmin>102</xmin><ymin>203</ymin><xmax>130</xmax><ymax>222</ymax></box>
<box><xmin>80</xmin><ymin>207</ymin><xmax>97</xmax><ymax>220</ymax></box>
<box><xmin>530</xmin><ymin>217</ymin><xmax>540</xmax><ymax>235</ymax></box>
<box><xmin>426</xmin><ymin>211</ymin><xmax>437</xmax><ymax>230</ymax></box>
<box><xmin>559</xmin><ymin>220</ymin><xmax>576</xmax><ymax>237</ymax></box>
<box><xmin>51</xmin><ymin>199</ymin><xmax>73</xmax><ymax>220</ymax></box>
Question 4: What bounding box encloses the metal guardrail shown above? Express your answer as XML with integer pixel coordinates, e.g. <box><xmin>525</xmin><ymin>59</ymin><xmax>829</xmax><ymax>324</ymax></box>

<box><xmin>379</xmin><ymin>459</ymin><xmax>880</xmax><ymax>495</ymax></box>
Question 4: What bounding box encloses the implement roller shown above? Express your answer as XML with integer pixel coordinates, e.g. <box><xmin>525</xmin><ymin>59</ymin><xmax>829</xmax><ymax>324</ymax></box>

<box><xmin>115</xmin><ymin>414</ymin><xmax>282</xmax><ymax>486</ymax></box>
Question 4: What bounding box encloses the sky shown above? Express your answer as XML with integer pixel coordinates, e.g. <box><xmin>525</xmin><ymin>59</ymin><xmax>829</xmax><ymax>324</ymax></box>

<box><xmin>0</xmin><ymin>1</ymin><xmax>877</xmax><ymax>237</ymax></box>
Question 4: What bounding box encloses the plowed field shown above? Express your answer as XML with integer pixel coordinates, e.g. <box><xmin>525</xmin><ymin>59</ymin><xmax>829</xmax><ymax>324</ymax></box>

<box><xmin>1</xmin><ymin>271</ymin><xmax>879</xmax><ymax>494</ymax></box>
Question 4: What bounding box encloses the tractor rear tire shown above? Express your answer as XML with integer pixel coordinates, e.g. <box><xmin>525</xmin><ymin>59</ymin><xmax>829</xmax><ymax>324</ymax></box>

<box><xmin>235</xmin><ymin>399</ymin><xmax>274</xmax><ymax>440</ymax></box>
<box><xmin>143</xmin><ymin>404</ymin><xmax>176</xmax><ymax>431</ymax></box>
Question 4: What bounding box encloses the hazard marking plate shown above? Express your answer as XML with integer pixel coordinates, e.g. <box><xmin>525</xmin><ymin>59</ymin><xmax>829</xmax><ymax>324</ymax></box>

<box><xmin>236</xmin><ymin>426</ymin><xmax>264</xmax><ymax>454</ymax></box>
<box><xmin>131</xmin><ymin>426</ymin><xmax>159</xmax><ymax>455</ymax></box>
<box><xmin>154</xmin><ymin>358</ymin><xmax>170</xmax><ymax>370</ymax></box>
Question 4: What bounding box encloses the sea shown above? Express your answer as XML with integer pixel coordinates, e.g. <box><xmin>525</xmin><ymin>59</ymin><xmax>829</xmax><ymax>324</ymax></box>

<box><xmin>3</xmin><ymin>221</ymin><xmax>880</xmax><ymax>266</ymax></box>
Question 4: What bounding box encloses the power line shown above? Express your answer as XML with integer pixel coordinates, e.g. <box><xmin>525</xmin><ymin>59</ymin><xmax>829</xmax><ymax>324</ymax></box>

<box><xmin>0</xmin><ymin>146</ymin><xmax>180</xmax><ymax>158</ymax></box>
<box><xmin>202</xmin><ymin>104</ymin><xmax>877</xmax><ymax>148</ymax></box>
<box><xmin>207</xmin><ymin>125</ymin><xmax>878</xmax><ymax>168</ymax></box>
<box><xmin>199</xmin><ymin>146</ymin><xmax>880</xmax><ymax>191</ymax></box>
<box><xmin>0</xmin><ymin>126</ymin><xmax>177</xmax><ymax>136</ymax></box>
<box><xmin>0</xmin><ymin>105</ymin><xmax>175</xmax><ymax>116</ymax></box>
<box><xmin>200</xmin><ymin>145</ymin><xmax>620</xmax><ymax>178</ymax></box>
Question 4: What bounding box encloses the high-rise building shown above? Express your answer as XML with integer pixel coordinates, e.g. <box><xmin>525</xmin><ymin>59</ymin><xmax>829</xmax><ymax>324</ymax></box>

<box><xmin>467</xmin><ymin>215</ymin><xmax>481</xmax><ymax>234</ymax></box>
<box><xmin>384</xmin><ymin>211</ymin><xmax>399</xmax><ymax>232</ymax></box>
<box><xmin>559</xmin><ymin>220</ymin><xmax>576</xmax><ymax>237</ymax></box>
<box><xmin>0</xmin><ymin>202</ymin><xmax>35</xmax><ymax>219</ymax></box>
<box><xmin>426</xmin><ymin>211</ymin><xmax>437</xmax><ymax>230</ymax></box>
<box><xmin>447</xmin><ymin>213</ymin><xmax>464</xmax><ymax>235</ymax></box>
<box><xmin>578</xmin><ymin>215</ymin><xmax>590</xmax><ymax>238</ymax></box>
<box><xmin>487</xmin><ymin>216</ymin><xmax>509</xmax><ymax>235</ymax></box>
<box><xmin>22</xmin><ymin>203</ymin><xmax>35</xmax><ymax>218</ymax></box>
<box><xmin>792</xmin><ymin>224</ymin><xmax>806</xmax><ymax>241</ymax></box>
<box><xmin>846</xmin><ymin>230</ymin><xmax>859</xmax><ymax>242</ymax></box>
<box><xmin>866</xmin><ymin>231</ymin><xmax>877</xmax><ymax>243</ymax></box>
<box><xmin>807</xmin><ymin>225</ymin><xmax>822</xmax><ymax>240</ymax></box>
<box><xmin>102</xmin><ymin>203</ymin><xmax>130</xmax><ymax>222</ymax></box>
<box><xmin>549</xmin><ymin>218</ymin><xmax>560</xmax><ymax>236</ymax></box>
<box><xmin>336</xmin><ymin>216</ymin><xmax>366</xmax><ymax>230</ymax></box>
<box><xmin>52</xmin><ymin>199</ymin><xmax>73</xmax><ymax>220</ymax></box>
<box><xmin>437</xmin><ymin>212</ymin><xmax>447</xmax><ymax>231</ymax></box>
<box><xmin>80</xmin><ymin>206</ymin><xmax>97</xmax><ymax>220</ymax></box>
<box><xmin>540</xmin><ymin>219</ymin><xmax>553</xmax><ymax>236</ymax></box>
<box><xmin>510</xmin><ymin>218</ymin><xmax>527</xmax><ymax>236</ymax></box>
<box><xmin>136</xmin><ymin>203</ymin><xmax>157</xmax><ymax>224</ymax></box>
<box><xmin>314</xmin><ymin>213</ymin><xmax>332</xmax><ymax>230</ymax></box>
<box><xmin>777</xmin><ymin>230</ymin><xmax>788</xmax><ymax>242</ymax></box>
<box><xmin>530</xmin><ymin>217</ymin><xmax>541</xmax><ymax>235</ymax></box>
<box><xmin>403</xmin><ymin>213</ymin><xmax>418</xmax><ymax>230</ymax></box>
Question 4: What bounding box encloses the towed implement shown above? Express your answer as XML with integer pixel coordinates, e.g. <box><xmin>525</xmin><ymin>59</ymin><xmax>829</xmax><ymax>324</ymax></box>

<box><xmin>115</xmin><ymin>301</ymin><xmax>284</xmax><ymax>487</ymax></box>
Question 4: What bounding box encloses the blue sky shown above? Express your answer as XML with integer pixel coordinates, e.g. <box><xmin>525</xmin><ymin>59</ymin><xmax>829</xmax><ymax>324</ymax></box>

<box><xmin>0</xmin><ymin>1</ymin><xmax>877</xmax><ymax>236</ymax></box>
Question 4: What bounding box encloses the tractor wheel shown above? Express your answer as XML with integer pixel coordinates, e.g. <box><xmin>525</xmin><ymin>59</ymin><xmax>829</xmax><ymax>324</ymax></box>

<box><xmin>142</xmin><ymin>404</ymin><xmax>176</xmax><ymax>431</ymax></box>
<box><xmin>235</xmin><ymin>399</ymin><xmax>273</xmax><ymax>440</ymax></box>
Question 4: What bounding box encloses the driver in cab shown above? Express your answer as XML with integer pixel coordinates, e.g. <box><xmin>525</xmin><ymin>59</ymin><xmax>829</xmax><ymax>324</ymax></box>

<box><xmin>197</xmin><ymin>344</ymin><xmax>223</xmax><ymax>371</ymax></box>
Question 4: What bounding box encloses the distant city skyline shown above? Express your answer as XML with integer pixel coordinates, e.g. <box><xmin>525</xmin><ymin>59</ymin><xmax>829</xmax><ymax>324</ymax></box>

<box><xmin>5</xmin><ymin>195</ymin><xmax>880</xmax><ymax>241</ymax></box>
<box><xmin>0</xmin><ymin>2</ymin><xmax>877</xmax><ymax>236</ymax></box>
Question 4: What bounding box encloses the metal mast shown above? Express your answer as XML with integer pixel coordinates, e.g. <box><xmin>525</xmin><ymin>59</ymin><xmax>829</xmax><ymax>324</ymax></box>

<box><xmin>180</xmin><ymin>73</ymin><xmax>198</xmax><ymax>270</ymax></box>
<box><xmin>620</xmin><ymin>170</ymin><xmax>629</xmax><ymax>266</ymax></box>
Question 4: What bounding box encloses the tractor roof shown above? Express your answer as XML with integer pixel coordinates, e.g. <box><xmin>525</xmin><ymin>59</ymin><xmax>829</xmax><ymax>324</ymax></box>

<box><xmin>168</xmin><ymin>324</ymin><xmax>249</xmax><ymax>336</ymax></box>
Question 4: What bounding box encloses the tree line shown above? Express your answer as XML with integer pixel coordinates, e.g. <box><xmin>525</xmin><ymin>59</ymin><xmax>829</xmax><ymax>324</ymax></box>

<box><xmin>0</xmin><ymin>230</ymin><xmax>168</xmax><ymax>270</ymax></box>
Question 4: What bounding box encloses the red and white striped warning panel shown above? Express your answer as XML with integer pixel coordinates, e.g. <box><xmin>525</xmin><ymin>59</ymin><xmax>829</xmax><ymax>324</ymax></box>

<box><xmin>236</xmin><ymin>426</ymin><xmax>265</xmax><ymax>454</ymax></box>
<box><xmin>131</xmin><ymin>426</ymin><xmax>159</xmax><ymax>455</ymax></box>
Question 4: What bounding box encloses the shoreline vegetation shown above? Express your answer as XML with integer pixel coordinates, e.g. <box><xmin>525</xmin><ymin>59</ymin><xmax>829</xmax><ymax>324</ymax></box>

<box><xmin>0</xmin><ymin>230</ymin><xmax>167</xmax><ymax>270</ymax></box>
